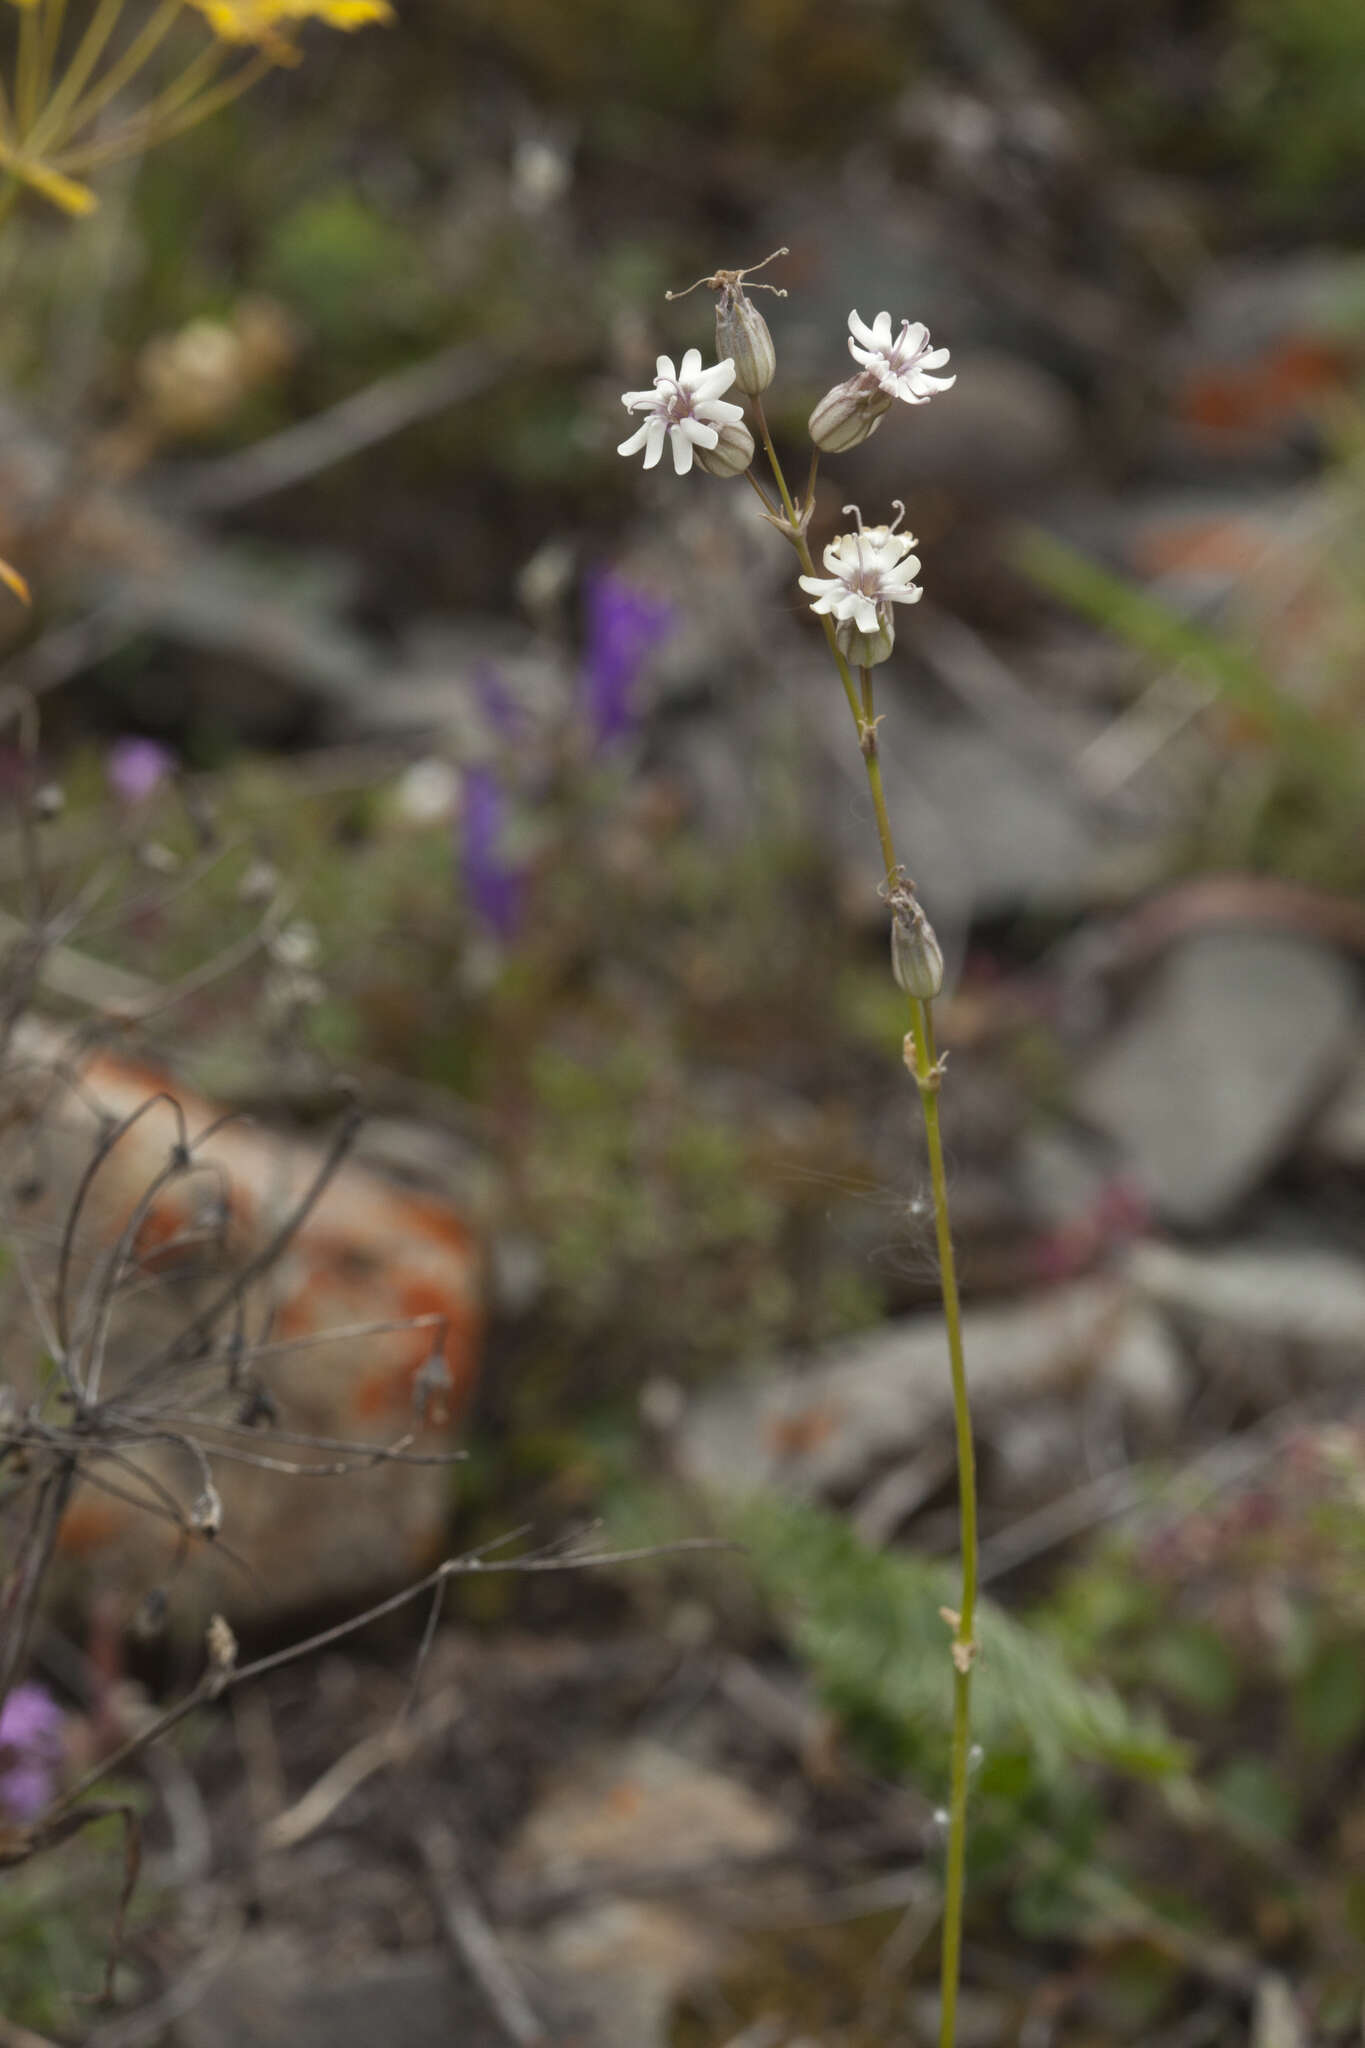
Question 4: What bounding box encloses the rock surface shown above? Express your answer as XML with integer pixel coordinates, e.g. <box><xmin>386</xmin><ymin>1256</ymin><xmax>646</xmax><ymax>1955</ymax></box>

<box><xmin>176</xmin><ymin>1943</ymin><xmax>496</xmax><ymax>2048</ymax></box>
<box><xmin>1072</xmin><ymin>930</ymin><xmax>1359</xmax><ymax>1228</ymax></box>
<box><xmin>677</xmin><ymin>1274</ymin><xmax>1184</xmax><ymax>1502</ymax></box>
<box><xmin>496</xmin><ymin>1738</ymin><xmax>796</xmax><ymax>2047</ymax></box>
<box><xmin>498</xmin><ymin>1736</ymin><xmax>794</xmax><ymax>1897</ymax></box>
<box><xmin>1132</xmin><ymin>1239</ymin><xmax>1365</xmax><ymax>1360</ymax></box>
<box><xmin>2</xmin><ymin>1038</ymin><xmax>481</xmax><ymax>1627</ymax></box>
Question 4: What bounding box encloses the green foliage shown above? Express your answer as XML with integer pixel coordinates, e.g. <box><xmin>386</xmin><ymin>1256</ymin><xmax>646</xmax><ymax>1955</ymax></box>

<box><xmin>0</xmin><ymin>1802</ymin><xmax>158</xmax><ymax>2031</ymax></box>
<box><xmin>1293</xmin><ymin>1639</ymin><xmax>1365</xmax><ymax>1755</ymax></box>
<box><xmin>450</xmin><ymin>0</ymin><xmax>922</xmax><ymax>151</ymax></box>
<box><xmin>1212</xmin><ymin>1754</ymin><xmax>1299</xmax><ymax>1842</ymax></box>
<box><xmin>259</xmin><ymin>187</ymin><xmax>441</xmax><ymax>347</ymax></box>
<box><xmin>1017</xmin><ymin>528</ymin><xmax>1358</xmax><ymax>793</ymax></box>
<box><xmin>1230</xmin><ymin>0</ymin><xmax>1365</xmax><ymax>196</ymax></box>
<box><xmin>1145</xmin><ymin>1623</ymin><xmax>1239</xmax><ymax>1716</ymax></box>
<box><xmin>737</xmin><ymin>1494</ymin><xmax>1188</xmax><ymax>1790</ymax></box>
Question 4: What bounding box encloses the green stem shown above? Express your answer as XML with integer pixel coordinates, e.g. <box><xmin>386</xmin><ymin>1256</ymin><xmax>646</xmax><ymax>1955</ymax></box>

<box><xmin>751</xmin><ymin>395</ymin><xmax>860</xmax><ymax>730</ymax></box>
<box><xmin>757</xmin><ymin>417</ymin><xmax>978</xmax><ymax>2048</ymax></box>
<box><xmin>857</xmin><ymin>663</ymin><xmax>896</xmax><ymax>880</ymax></box>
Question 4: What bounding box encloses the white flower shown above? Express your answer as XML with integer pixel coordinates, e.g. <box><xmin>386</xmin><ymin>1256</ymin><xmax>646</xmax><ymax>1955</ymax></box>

<box><xmin>797</xmin><ymin>507</ymin><xmax>922</xmax><ymax>668</ymax></box>
<box><xmin>618</xmin><ymin>349</ymin><xmax>746</xmax><ymax>477</ymax></box>
<box><xmin>799</xmin><ymin>520</ymin><xmax>922</xmax><ymax>636</ymax></box>
<box><xmin>394</xmin><ymin>756</ymin><xmax>458</xmax><ymax>825</ymax></box>
<box><xmin>847</xmin><ymin>311</ymin><xmax>955</xmax><ymax>405</ymax></box>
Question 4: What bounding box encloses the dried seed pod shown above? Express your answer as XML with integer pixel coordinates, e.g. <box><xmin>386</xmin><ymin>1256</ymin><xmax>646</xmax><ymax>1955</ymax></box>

<box><xmin>714</xmin><ymin>283</ymin><xmax>776</xmax><ymax>397</ymax></box>
<box><xmin>665</xmin><ymin>247</ymin><xmax>787</xmax><ymax>397</ymax></box>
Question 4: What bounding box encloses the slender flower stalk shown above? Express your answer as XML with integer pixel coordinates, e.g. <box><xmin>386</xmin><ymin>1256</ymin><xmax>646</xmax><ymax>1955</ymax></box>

<box><xmin>618</xmin><ymin>267</ymin><xmax>977</xmax><ymax>2045</ymax></box>
<box><xmin>763</xmin><ymin>424</ymin><xmax>978</xmax><ymax>2048</ymax></box>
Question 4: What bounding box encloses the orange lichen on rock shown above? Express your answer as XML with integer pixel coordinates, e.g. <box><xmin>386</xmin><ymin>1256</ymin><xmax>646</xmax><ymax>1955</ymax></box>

<box><xmin>14</xmin><ymin>1040</ymin><xmax>482</xmax><ymax>1625</ymax></box>
<box><xmin>1177</xmin><ymin>338</ymin><xmax>1356</xmax><ymax>440</ymax></box>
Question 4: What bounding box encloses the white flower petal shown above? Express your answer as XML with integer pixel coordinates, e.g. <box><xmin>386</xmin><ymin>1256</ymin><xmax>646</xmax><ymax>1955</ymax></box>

<box><xmin>671</xmin><ymin>427</ymin><xmax>694</xmax><ymax>475</ymax></box>
<box><xmin>678</xmin><ymin>417</ymin><xmax>719</xmax><ymax>448</ymax></box>
<box><xmin>847</xmin><ymin>310</ymin><xmax>878</xmax><ymax>351</ymax></box>
<box><xmin>642</xmin><ymin>418</ymin><xmax>667</xmax><ymax>469</ymax></box>
<box><xmin>621</xmin><ymin>387</ymin><xmax>657</xmax><ymax>412</ymax></box>
<box><xmin>852</xmin><ymin>595</ymin><xmax>880</xmax><ymax>634</ymax></box>
<box><xmin>656</xmin><ymin>354</ymin><xmax>677</xmax><ymax>383</ymax></box>
<box><xmin>871</xmin><ymin>311</ymin><xmax>894</xmax><ymax>347</ymax></box>
<box><xmin>617</xmin><ymin>422</ymin><xmax>652</xmax><ymax>457</ymax></box>
<box><xmin>700</xmin><ymin>397</ymin><xmax>746</xmax><ymax>427</ymax></box>
<box><xmin>678</xmin><ymin>347</ymin><xmax>703</xmax><ymax>382</ymax></box>
<box><xmin>692</xmin><ymin>358</ymin><xmax>738</xmax><ymax>401</ymax></box>
<box><xmin>895</xmin><ymin>320</ymin><xmax>928</xmax><ymax>357</ymax></box>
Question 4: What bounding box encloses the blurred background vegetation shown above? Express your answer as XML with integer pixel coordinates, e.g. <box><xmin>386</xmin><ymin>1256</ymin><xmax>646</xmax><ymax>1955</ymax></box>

<box><xmin>4</xmin><ymin>0</ymin><xmax>1365</xmax><ymax>2040</ymax></box>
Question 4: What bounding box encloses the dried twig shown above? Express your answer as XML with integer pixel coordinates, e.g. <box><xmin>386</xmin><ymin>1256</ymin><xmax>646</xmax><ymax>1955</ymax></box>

<box><xmin>262</xmin><ymin>1685</ymin><xmax>456</xmax><ymax>1853</ymax></box>
<box><xmin>169</xmin><ymin>342</ymin><xmax>499</xmax><ymax>513</ymax></box>
<box><xmin>416</xmin><ymin>1818</ymin><xmax>549</xmax><ymax>2047</ymax></box>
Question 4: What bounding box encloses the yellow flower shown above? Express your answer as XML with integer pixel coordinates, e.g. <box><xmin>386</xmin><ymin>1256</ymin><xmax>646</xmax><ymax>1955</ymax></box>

<box><xmin>185</xmin><ymin>0</ymin><xmax>392</xmax><ymax>43</ymax></box>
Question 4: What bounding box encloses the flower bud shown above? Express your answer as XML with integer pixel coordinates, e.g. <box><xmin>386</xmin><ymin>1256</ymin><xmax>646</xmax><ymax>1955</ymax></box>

<box><xmin>715</xmin><ymin>283</ymin><xmax>775</xmax><ymax>397</ymax></box>
<box><xmin>890</xmin><ymin>893</ymin><xmax>944</xmax><ymax>1000</ymax></box>
<box><xmin>808</xmin><ymin>374</ymin><xmax>892</xmax><ymax>453</ymax></box>
<box><xmin>836</xmin><ymin>612</ymin><xmax>895</xmax><ymax>670</ymax></box>
<box><xmin>695</xmin><ymin>418</ymin><xmax>755</xmax><ymax>478</ymax></box>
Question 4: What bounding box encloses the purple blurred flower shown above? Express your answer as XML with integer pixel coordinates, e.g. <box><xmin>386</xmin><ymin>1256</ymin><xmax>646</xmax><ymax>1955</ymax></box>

<box><xmin>0</xmin><ymin>1682</ymin><xmax>65</xmax><ymax>1820</ymax></box>
<box><xmin>581</xmin><ymin>569</ymin><xmax>673</xmax><ymax>749</ymax></box>
<box><xmin>107</xmin><ymin>736</ymin><xmax>175</xmax><ymax>805</ymax></box>
<box><xmin>460</xmin><ymin>767</ymin><xmax>524</xmax><ymax>942</ymax></box>
<box><xmin>474</xmin><ymin>661</ymin><xmax>523</xmax><ymax>742</ymax></box>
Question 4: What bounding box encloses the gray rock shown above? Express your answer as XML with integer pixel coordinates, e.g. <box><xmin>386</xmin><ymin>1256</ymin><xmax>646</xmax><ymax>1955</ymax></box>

<box><xmin>1307</xmin><ymin>1043</ymin><xmax>1365</xmax><ymax>1169</ymax></box>
<box><xmin>676</xmin><ymin>1275</ymin><xmax>1185</xmax><ymax>1502</ymax></box>
<box><xmin>1178</xmin><ymin>249</ymin><xmax>1365</xmax><ymax>365</ymax></box>
<box><xmin>859</xmin><ymin>348</ymin><xmax>1081</xmax><ymax>501</ymax></box>
<box><xmin>176</xmin><ymin>1942</ymin><xmax>494</xmax><ymax>2048</ymax></box>
<box><xmin>498</xmin><ymin>1738</ymin><xmax>794</xmax><ymax>1898</ymax></box>
<box><xmin>794</xmin><ymin>651</ymin><xmax>1136</xmax><ymax>928</ymax></box>
<box><xmin>496</xmin><ymin>1739</ymin><xmax>794</xmax><ymax>2048</ymax></box>
<box><xmin>1132</xmin><ymin>1239</ymin><xmax>1365</xmax><ymax>1361</ymax></box>
<box><xmin>1072</xmin><ymin>931</ymin><xmax>1359</xmax><ymax>1228</ymax></box>
<box><xmin>530</xmin><ymin>1900</ymin><xmax>717</xmax><ymax>2048</ymax></box>
<box><xmin>1014</xmin><ymin>1122</ymin><xmax>1116</xmax><ymax>1230</ymax></box>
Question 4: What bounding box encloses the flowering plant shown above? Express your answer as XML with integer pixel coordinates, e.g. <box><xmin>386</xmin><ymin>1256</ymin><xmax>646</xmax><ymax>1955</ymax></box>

<box><xmin>0</xmin><ymin>1682</ymin><xmax>65</xmax><ymax>1820</ymax></box>
<box><xmin>615</xmin><ymin>257</ymin><xmax>978</xmax><ymax>2048</ymax></box>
